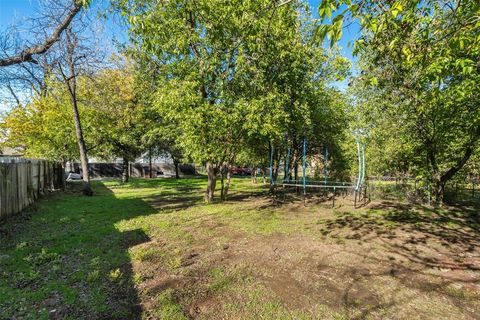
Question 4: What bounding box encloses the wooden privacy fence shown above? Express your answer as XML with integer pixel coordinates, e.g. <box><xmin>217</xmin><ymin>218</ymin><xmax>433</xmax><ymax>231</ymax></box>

<box><xmin>0</xmin><ymin>157</ymin><xmax>64</xmax><ymax>221</ymax></box>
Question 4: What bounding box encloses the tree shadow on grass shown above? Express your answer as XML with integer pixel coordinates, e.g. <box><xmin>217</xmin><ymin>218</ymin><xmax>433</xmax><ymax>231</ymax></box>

<box><xmin>332</xmin><ymin>246</ymin><xmax>480</xmax><ymax>319</ymax></box>
<box><xmin>116</xmin><ymin>177</ymin><xmax>206</xmax><ymax>191</ymax></box>
<box><xmin>305</xmin><ymin>201</ymin><xmax>480</xmax><ymax>319</ymax></box>
<box><xmin>313</xmin><ymin>201</ymin><xmax>480</xmax><ymax>318</ymax></box>
<box><xmin>319</xmin><ymin>201</ymin><xmax>480</xmax><ymax>270</ymax></box>
<box><xmin>267</xmin><ymin>187</ymin><xmax>358</xmax><ymax>211</ymax></box>
<box><xmin>0</xmin><ymin>181</ymin><xmax>158</xmax><ymax>319</ymax></box>
<box><xmin>142</xmin><ymin>178</ymin><xmax>270</xmax><ymax>213</ymax></box>
<box><xmin>148</xmin><ymin>195</ymin><xmax>202</xmax><ymax>212</ymax></box>
<box><xmin>148</xmin><ymin>189</ymin><xmax>273</xmax><ymax>214</ymax></box>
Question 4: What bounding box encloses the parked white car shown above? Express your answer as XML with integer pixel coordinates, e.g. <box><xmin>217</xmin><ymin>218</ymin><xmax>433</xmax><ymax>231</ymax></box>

<box><xmin>66</xmin><ymin>172</ymin><xmax>82</xmax><ymax>180</ymax></box>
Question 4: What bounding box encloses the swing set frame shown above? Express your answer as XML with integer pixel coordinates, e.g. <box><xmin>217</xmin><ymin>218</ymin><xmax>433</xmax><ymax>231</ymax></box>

<box><xmin>269</xmin><ymin>130</ymin><xmax>367</xmax><ymax>208</ymax></box>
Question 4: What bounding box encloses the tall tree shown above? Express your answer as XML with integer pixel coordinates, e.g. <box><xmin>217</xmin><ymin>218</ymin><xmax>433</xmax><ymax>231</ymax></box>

<box><xmin>120</xmin><ymin>0</ymin><xmax>350</xmax><ymax>201</ymax></box>
<box><xmin>83</xmin><ymin>65</ymin><xmax>146</xmax><ymax>183</ymax></box>
<box><xmin>56</xmin><ymin>28</ymin><xmax>96</xmax><ymax>195</ymax></box>
<box><xmin>0</xmin><ymin>0</ymin><xmax>100</xmax><ymax>195</ymax></box>
<box><xmin>120</xmin><ymin>0</ymin><xmax>298</xmax><ymax>201</ymax></box>
<box><xmin>320</xmin><ymin>0</ymin><xmax>480</xmax><ymax>203</ymax></box>
<box><xmin>0</xmin><ymin>78</ymin><xmax>101</xmax><ymax>164</ymax></box>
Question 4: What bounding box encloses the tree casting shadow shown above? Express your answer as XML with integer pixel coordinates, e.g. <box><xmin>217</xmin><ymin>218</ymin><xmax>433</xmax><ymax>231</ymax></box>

<box><xmin>0</xmin><ymin>181</ymin><xmax>158</xmax><ymax>319</ymax></box>
<box><xmin>319</xmin><ymin>201</ymin><xmax>480</xmax><ymax>271</ymax></box>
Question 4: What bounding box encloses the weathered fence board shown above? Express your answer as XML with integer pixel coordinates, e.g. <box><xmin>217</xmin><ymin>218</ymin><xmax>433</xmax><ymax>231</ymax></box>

<box><xmin>0</xmin><ymin>158</ymin><xmax>64</xmax><ymax>221</ymax></box>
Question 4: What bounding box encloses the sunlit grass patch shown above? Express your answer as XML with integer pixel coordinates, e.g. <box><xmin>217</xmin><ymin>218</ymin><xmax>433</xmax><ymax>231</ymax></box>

<box><xmin>1</xmin><ymin>178</ymin><xmax>478</xmax><ymax>319</ymax></box>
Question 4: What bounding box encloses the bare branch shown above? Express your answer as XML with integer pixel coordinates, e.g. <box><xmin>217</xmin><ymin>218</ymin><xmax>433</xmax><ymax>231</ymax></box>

<box><xmin>5</xmin><ymin>82</ymin><xmax>21</xmax><ymax>106</ymax></box>
<box><xmin>0</xmin><ymin>0</ymin><xmax>84</xmax><ymax>67</ymax></box>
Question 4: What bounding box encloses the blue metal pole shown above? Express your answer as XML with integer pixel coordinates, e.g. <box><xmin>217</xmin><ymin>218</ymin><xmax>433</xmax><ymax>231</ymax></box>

<box><xmin>361</xmin><ymin>143</ymin><xmax>366</xmax><ymax>185</ymax></box>
<box><xmin>303</xmin><ymin>139</ymin><xmax>306</xmax><ymax>195</ymax></box>
<box><xmin>355</xmin><ymin>138</ymin><xmax>361</xmax><ymax>191</ymax></box>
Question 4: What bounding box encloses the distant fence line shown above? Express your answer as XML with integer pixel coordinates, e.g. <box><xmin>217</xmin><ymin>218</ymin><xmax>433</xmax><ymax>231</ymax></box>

<box><xmin>0</xmin><ymin>157</ymin><xmax>64</xmax><ymax>221</ymax></box>
<box><xmin>86</xmin><ymin>163</ymin><xmax>196</xmax><ymax>178</ymax></box>
<box><xmin>366</xmin><ymin>176</ymin><xmax>479</xmax><ymax>205</ymax></box>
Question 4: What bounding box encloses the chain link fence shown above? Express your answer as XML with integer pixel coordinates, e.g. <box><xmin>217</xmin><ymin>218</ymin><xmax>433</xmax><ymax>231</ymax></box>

<box><xmin>366</xmin><ymin>176</ymin><xmax>480</xmax><ymax>205</ymax></box>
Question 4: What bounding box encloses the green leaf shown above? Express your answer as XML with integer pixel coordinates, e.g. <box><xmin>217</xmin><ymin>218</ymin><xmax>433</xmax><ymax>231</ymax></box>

<box><xmin>389</xmin><ymin>38</ymin><xmax>398</xmax><ymax>49</ymax></box>
<box><xmin>325</xmin><ymin>6</ymin><xmax>332</xmax><ymax>19</ymax></box>
<box><xmin>315</xmin><ymin>25</ymin><xmax>329</xmax><ymax>42</ymax></box>
<box><xmin>391</xmin><ymin>2</ymin><xmax>403</xmax><ymax>18</ymax></box>
<box><xmin>80</xmin><ymin>0</ymin><xmax>92</xmax><ymax>8</ymax></box>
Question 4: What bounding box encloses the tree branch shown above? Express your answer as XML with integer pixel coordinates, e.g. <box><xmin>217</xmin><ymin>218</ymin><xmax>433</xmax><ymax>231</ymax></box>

<box><xmin>0</xmin><ymin>0</ymin><xmax>83</xmax><ymax>67</ymax></box>
<box><xmin>5</xmin><ymin>82</ymin><xmax>21</xmax><ymax>105</ymax></box>
<box><xmin>440</xmin><ymin>126</ymin><xmax>480</xmax><ymax>183</ymax></box>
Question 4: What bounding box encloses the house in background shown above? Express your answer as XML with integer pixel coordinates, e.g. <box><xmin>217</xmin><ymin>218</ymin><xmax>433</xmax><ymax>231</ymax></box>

<box><xmin>135</xmin><ymin>150</ymin><xmax>174</xmax><ymax>164</ymax></box>
<box><xmin>87</xmin><ymin>151</ymin><xmax>173</xmax><ymax>165</ymax></box>
<box><xmin>0</xmin><ymin>146</ymin><xmax>24</xmax><ymax>157</ymax></box>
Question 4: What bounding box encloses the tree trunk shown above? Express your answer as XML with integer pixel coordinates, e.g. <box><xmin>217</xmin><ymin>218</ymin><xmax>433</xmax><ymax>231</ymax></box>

<box><xmin>149</xmin><ymin>147</ymin><xmax>153</xmax><ymax>178</ymax></box>
<box><xmin>294</xmin><ymin>162</ymin><xmax>298</xmax><ymax>182</ymax></box>
<box><xmin>261</xmin><ymin>166</ymin><xmax>266</xmax><ymax>184</ymax></box>
<box><xmin>122</xmin><ymin>157</ymin><xmax>129</xmax><ymax>183</ymax></box>
<box><xmin>284</xmin><ymin>159</ymin><xmax>289</xmax><ymax>181</ymax></box>
<box><xmin>62</xmin><ymin>30</ymin><xmax>91</xmax><ymax>196</ymax></box>
<box><xmin>204</xmin><ymin>162</ymin><xmax>217</xmax><ymax>203</ymax></box>
<box><xmin>274</xmin><ymin>160</ymin><xmax>279</xmax><ymax>182</ymax></box>
<box><xmin>429</xmin><ymin>133</ymin><xmax>478</xmax><ymax>204</ymax></box>
<box><xmin>430</xmin><ymin>167</ymin><xmax>443</xmax><ymax>204</ymax></box>
<box><xmin>224</xmin><ymin>164</ymin><xmax>232</xmax><ymax>199</ymax></box>
<box><xmin>220</xmin><ymin>169</ymin><xmax>225</xmax><ymax>201</ymax></box>
<box><xmin>251</xmin><ymin>167</ymin><xmax>257</xmax><ymax>184</ymax></box>
<box><xmin>269</xmin><ymin>159</ymin><xmax>279</xmax><ymax>194</ymax></box>
<box><xmin>174</xmin><ymin>161</ymin><xmax>180</xmax><ymax>179</ymax></box>
<box><xmin>292</xmin><ymin>146</ymin><xmax>298</xmax><ymax>182</ymax></box>
<box><xmin>69</xmin><ymin>87</ymin><xmax>92</xmax><ymax>195</ymax></box>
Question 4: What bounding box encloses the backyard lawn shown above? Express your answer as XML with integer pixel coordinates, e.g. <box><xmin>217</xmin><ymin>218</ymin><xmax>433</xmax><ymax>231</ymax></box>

<box><xmin>1</xmin><ymin>178</ymin><xmax>479</xmax><ymax>319</ymax></box>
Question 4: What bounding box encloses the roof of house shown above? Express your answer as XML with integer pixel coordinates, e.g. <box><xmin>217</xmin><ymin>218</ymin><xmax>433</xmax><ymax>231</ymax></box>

<box><xmin>0</xmin><ymin>146</ymin><xmax>23</xmax><ymax>156</ymax></box>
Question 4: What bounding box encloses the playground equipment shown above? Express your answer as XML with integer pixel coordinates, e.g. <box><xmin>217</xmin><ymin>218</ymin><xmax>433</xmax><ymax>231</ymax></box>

<box><xmin>269</xmin><ymin>130</ymin><xmax>367</xmax><ymax>208</ymax></box>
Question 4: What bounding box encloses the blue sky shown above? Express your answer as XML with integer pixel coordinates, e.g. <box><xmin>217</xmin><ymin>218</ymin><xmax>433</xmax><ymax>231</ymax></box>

<box><xmin>0</xmin><ymin>0</ymin><xmax>360</xmax><ymax>59</ymax></box>
<box><xmin>0</xmin><ymin>0</ymin><xmax>38</xmax><ymax>23</ymax></box>
<box><xmin>0</xmin><ymin>0</ymin><xmax>128</xmax><ymax>49</ymax></box>
<box><xmin>0</xmin><ymin>0</ymin><xmax>360</xmax><ymax>112</ymax></box>
<box><xmin>307</xmin><ymin>0</ymin><xmax>360</xmax><ymax>63</ymax></box>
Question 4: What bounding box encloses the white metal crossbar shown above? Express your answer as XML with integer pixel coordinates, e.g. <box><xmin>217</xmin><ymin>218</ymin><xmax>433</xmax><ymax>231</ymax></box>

<box><xmin>282</xmin><ymin>183</ymin><xmax>355</xmax><ymax>189</ymax></box>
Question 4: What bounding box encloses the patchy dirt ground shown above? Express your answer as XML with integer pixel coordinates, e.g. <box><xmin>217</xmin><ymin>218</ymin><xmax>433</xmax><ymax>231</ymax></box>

<box><xmin>1</xmin><ymin>178</ymin><xmax>479</xmax><ymax>319</ymax></box>
<box><xmin>116</xmin><ymin>182</ymin><xmax>480</xmax><ymax>320</ymax></box>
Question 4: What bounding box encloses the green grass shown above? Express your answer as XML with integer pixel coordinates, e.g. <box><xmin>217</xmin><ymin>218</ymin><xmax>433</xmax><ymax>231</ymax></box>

<box><xmin>0</xmin><ymin>180</ymin><xmax>157</xmax><ymax>319</ymax></box>
<box><xmin>0</xmin><ymin>177</ymin><xmax>270</xmax><ymax>319</ymax></box>
<box><xmin>1</xmin><ymin>177</ymin><xmax>478</xmax><ymax>319</ymax></box>
<box><xmin>153</xmin><ymin>289</ymin><xmax>188</xmax><ymax>320</ymax></box>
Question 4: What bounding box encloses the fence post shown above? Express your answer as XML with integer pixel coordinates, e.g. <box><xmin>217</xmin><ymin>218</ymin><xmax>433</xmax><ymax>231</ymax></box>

<box><xmin>367</xmin><ymin>183</ymin><xmax>372</xmax><ymax>202</ymax></box>
<box><xmin>364</xmin><ymin>185</ymin><xmax>367</xmax><ymax>205</ymax></box>
<box><xmin>354</xmin><ymin>190</ymin><xmax>357</xmax><ymax>208</ymax></box>
<box><xmin>14</xmin><ymin>162</ymin><xmax>18</xmax><ymax>215</ymax></box>
<box><xmin>27</xmin><ymin>160</ymin><xmax>33</xmax><ymax>204</ymax></box>
<box><xmin>37</xmin><ymin>161</ymin><xmax>41</xmax><ymax>196</ymax></box>
<box><xmin>0</xmin><ymin>164</ymin><xmax>4</xmax><ymax>219</ymax></box>
<box><xmin>332</xmin><ymin>186</ymin><xmax>336</xmax><ymax>208</ymax></box>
